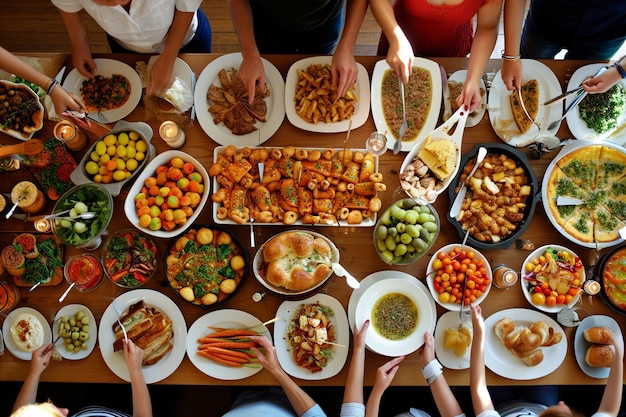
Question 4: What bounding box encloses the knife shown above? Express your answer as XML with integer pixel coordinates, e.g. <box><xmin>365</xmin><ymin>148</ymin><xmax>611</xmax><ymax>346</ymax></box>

<box><xmin>190</xmin><ymin>71</ymin><xmax>197</xmax><ymax>120</ymax></box>
<box><xmin>54</xmin><ymin>65</ymin><xmax>66</xmax><ymax>85</ymax></box>
<box><xmin>449</xmin><ymin>146</ymin><xmax>487</xmax><ymax>218</ymax></box>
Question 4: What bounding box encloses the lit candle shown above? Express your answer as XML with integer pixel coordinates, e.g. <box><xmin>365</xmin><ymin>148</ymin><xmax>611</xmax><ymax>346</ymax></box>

<box><xmin>34</xmin><ymin>218</ymin><xmax>51</xmax><ymax>232</ymax></box>
<box><xmin>159</xmin><ymin>121</ymin><xmax>186</xmax><ymax>148</ymax></box>
<box><xmin>54</xmin><ymin>120</ymin><xmax>87</xmax><ymax>151</ymax></box>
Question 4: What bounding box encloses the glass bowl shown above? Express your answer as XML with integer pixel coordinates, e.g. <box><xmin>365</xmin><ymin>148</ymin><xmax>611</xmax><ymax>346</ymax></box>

<box><xmin>64</xmin><ymin>254</ymin><xmax>104</xmax><ymax>292</ymax></box>
<box><xmin>373</xmin><ymin>198</ymin><xmax>440</xmax><ymax>265</ymax></box>
<box><xmin>102</xmin><ymin>229</ymin><xmax>158</xmax><ymax>289</ymax></box>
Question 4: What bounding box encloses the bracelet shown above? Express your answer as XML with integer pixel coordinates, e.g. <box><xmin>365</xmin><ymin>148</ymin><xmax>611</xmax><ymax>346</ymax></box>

<box><xmin>614</xmin><ymin>62</ymin><xmax>626</xmax><ymax>79</ymax></box>
<box><xmin>422</xmin><ymin>359</ymin><xmax>443</xmax><ymax>385</ymax></box>
<box><xmin>46</xmin><ymin>78</ymin><xmax>59</xmax><ymax>96</ymax></box>
<box><xmin>501</xmin><ymin>50</ymin><xmax>521</xmax><ymax>61</ymax></box>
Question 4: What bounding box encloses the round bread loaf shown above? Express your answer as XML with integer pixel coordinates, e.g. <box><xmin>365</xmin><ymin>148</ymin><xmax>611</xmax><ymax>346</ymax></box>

<box><xmin>585</xmin><ymin>344</ymin><xmax>613</xmax><ymax>368</ymax></box>
<box><xmin>1</xmin><ymin>245</ymin><xmax>25</xmax><ymax>276</ymax></box>
<box><xmin>262</xmin><ymin>231</ymin><xmax>333</xmax><ymax>291</ymax></box>
<box><xmin>583</xmin><ymin>326</ymin><xmax>612</xmax><ymax>344</ymax></box>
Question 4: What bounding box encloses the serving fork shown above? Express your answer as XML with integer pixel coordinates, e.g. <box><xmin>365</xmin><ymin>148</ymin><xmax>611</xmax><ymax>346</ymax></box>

<box><xmin>393</xmin><ymin>76</ymin><xmax>407</xmax><ymax>155</ymax></box>
<box><xmin>111</xmin><ymin>299</ymin><xmax>128</xmax><ymax>344</ymax></box>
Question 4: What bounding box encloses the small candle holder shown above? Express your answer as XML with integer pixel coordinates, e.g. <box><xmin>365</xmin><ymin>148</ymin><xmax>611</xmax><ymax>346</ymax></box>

<box><xmin>159</xmin><ymin>121</ymin><xmax>186</xmax><ymax>149</ymax></box>
<box><xmin>366</xmin><ymin>132</ymin><xmax>388</xmax><ymax>156</ymax></box>
<box><xmin>33</xmin><ymin>218</ymin><xmax>51</xmax><ymax>233</ymax></box>
<box><xmin>492</xmin><ymin>264</ymin><xmax>518</xmax><ymax>289</ymax></box>
<box><xmin>54</xmin><ymin>120</ymin><xmax>87</xmax><ymax>151</ymax></box>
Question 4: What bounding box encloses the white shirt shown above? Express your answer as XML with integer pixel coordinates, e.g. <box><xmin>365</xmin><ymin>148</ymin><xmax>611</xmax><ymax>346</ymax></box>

<box><xmin>50</xmin><ymin>0</ymin><xmax>202</xmax><ymax>53</ymax></box>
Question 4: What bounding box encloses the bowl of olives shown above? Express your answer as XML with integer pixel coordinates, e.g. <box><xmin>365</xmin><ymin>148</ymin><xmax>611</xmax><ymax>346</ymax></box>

<box><xmin>373</xmin><ymin>198</ymin><xmax>440</xmax><ymax>265</ymax></box>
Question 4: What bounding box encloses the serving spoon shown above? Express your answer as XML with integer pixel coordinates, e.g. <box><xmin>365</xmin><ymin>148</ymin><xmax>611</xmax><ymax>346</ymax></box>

<box><xmin>46</xmin><ymin>211</ymin><xmax>96</xmax><ymax>221</ymax></box>
<box><xmin>331</xmin><ymin>263</ymin><xmax>361</xmax><ymax>289</ymax></box>
<box><xmin>0</xmin><ymin>138</ymin><xmax>44</xmax><ymax>158</ymax></box>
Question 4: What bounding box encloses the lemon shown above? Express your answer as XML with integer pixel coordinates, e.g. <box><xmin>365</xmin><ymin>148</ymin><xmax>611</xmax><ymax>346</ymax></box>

<box><xmin>129</xmin><ymin>131</ymin><xmax>139</xmax><ymax>140</ymax></box>
<box><xmin>116</xmin><ymin>159</ymin><xmax>126</xmax><ymax>171</ymax></box>
<box><xmin>117</xmin><ymin>132</ymin><xmax>130</xmax><ymax>146</ymax></box>
<box><xmin>112</xmin><ymin>170</ymin><xmax>126</xmax><ymax>182</ymax></box>
<box><xmin>95</xmin><ymin>141</ymin><xmax>107</xmax><ymax>156</ymax></box>
<box><xmin>136</xmin><ymin>140</ymin><xmax>147</xmax><ymax>153</ymax></box>
<box><xmin>116</xmin><ymin>145</ymin><xmax>127</xmax><ymax>158</ymax></box>
<box><xmin>126</xmin><ymin>159</ymin><xmax>139</xmax><ymax>171</ymax></box>
<box><xmin>85</xmin><ymin>161</ymin><xmax>99</xmax><ymax>175</ymax></box>
<box><xmin>103</xmin><ymin>134</ymin><xmax>117</xmax><ymax>147</ymax></box>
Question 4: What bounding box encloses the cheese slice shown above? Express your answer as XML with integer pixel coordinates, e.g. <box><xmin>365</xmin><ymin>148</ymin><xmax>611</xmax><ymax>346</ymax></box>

<box><xmin>418</xmin><ymin>136</ymin><xmax>457</xmax><ymax>180</ymax></box>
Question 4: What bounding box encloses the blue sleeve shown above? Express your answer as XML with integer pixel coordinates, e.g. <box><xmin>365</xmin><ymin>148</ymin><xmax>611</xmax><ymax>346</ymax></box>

<box><xmin>340</xmin><ymin>403</ymin><xmax>365</xmax><ymax>417</ymax></box>
<box><xmin>302</xmin><ymin>404</ymin><xmax>327</xmax><ymax>417</ymax></box>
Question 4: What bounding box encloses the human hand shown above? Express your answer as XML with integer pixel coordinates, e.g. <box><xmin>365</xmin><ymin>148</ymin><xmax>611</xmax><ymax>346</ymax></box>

<box><xmin>386</xmin><ymin>28</ymin><xmax>414</xmax><ymax>85</ymax></box>
<box><xmin>250</xmin><ymin>335</ymin><xmax>283</xmax><ymax>376</ymax></box>
<box><xmin>501</xmin><ymin>59</ymin><xmax>523</xmax><ymax>90</ymax></box>
<box><xmin>456</xmin><ymin>80</ymin><xmax>483</xmax><ymax>113</ymax></box>
<box><xmin>470</xmin><ymin>304</ymin><xmax>484</xmax><ymax>335</ymax></box>
<box><xmin>51</xmin><ymin>87</ymin><xmax>86</xmax><ymax>115</ymax></box>
<box><xmin>123</xmin><ymin>339</ymin><xmax>145</xmax><ymax>373</ymax></box>
<box><xmin>418</xmin><ymin>332</ymin><xmax>436</xmax><ymax>367</ymax></box>
<box><xmin>373</xmin><ymin>356</ymin><xmax>404</xmax><ymax>392</ymax></box>
<box><xmin>583</xmin><ymin>68</ymin><xmax>622</xmax><ymax>94</ymax></box>
<box><xmin>238</xmin><ymin>55</ymin><xmax>266</xmax><ymax>105</ymax></box>
<box><xmin>353</xmin><ymin>320</ymin><xmax>369</xmax><ymax>351</ymax></box>
<box><xmin>71</xmin><ymin>45</ymin><xmax>97</xmax><ymax>79</ymax></box>
<box><xmin>603</xmin><ymin>329</ymin><xmax>625</xmax><ymax>357</ymax></box>
<box><xmin>30</xmin><ymin>344</ymin><xmax>53</xmax><ymax>376</ymax></box>
<box><xmin>331</xmin><ymin>49</ymin><xmax>358</xmax><ymax>99</ymax></box>
<box><xmin>147</xmin><ymin>55</ymin><xmax>175</xmax><ymax>97</ymax></box>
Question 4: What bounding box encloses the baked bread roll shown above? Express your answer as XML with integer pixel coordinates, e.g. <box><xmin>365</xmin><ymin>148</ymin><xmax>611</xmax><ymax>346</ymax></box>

<box><xmin>521</xmin><ymin>349</ymin><xmax>544</xmax><ymax>367</ymax></box>
<box><xmin>13</xmin><ymin>233</ymin><xmax>39</xmax><ymax>259</ymax></box>
<box><xmin>585</xmin><ymin>344</ymin><xmax>613</xmax><ymax>367</ymax></box>
<box><xmin>262</xmin><ymin>232</ymin><xmax>334</xmax><ymax>291</ymax></box>
<box><xmin>584</xmin><ymin>327</ymin><xmax>612</xmax><ymax>345</ymax></box>
<box><xmin>1</xmin><ymin>245</ymin><xmax>25</xmax><ymax>276</ymax></box>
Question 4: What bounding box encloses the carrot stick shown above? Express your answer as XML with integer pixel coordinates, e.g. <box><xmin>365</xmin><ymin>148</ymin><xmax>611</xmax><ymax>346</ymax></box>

<box><xmin>197</xmin><ymin>350</ymin><xmax>243</xmax><ymax>367</ymax></box>
<box><xmin>211</xmin><ymin>353</ymin><xmax>250</xmax><ymax>364</ymax></box>
<box><xmin>204</xmin><ymin>328</ymin><xmax>259</xmax><ymax>338</ymax></box>
<box><xmin>199</xmin><ymin>341</ymin><xmax>258</xmax><ymax>349</ymax></box>
<box><xmin>201</xmin><ymin>346</ymin><xmax>252</xmax><ymax>360</ymax></box>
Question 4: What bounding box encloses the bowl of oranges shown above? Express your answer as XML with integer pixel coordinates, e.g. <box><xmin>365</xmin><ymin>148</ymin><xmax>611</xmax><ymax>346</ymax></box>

<box><xmin>124</xmin><ymin>150</ymin><xmax>209</xmax><ymax>238</ymax></box>
<box><xmin>425</xmin><ymin>243</ymin><xmax>492</xmax><ymax>311</ymax></box>
<box><xmin>70</xmin><ymin>121</ymin><xmax>156</xmax><ymax>197</ymax></box>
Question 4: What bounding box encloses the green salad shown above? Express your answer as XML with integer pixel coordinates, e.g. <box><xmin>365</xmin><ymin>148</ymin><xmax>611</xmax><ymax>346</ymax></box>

<box><xmin>53</xmin><ymin>185</ymin><xmax>112</xmax><ymax>246</ymax></box>
<box><xmin>579</xmin><ymin>84</ymin><xmax>626</xmax><ymax>134</ymax></box>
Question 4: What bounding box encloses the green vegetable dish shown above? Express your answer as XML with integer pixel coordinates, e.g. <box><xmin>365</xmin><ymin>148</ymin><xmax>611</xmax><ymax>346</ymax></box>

<box><xmin>52</xmin><ymin>184</ymin><xmax>113</xmax><ymax>246</ymax></box>
<box><xmin>103</xmin><ymin>230</ymin><xmax>157</xmax><ymax>288</ymax></box>
<box><xmin>579</xmin><ymin>84</ymin><xmax>626</xmax><ymax>134</ymax></box>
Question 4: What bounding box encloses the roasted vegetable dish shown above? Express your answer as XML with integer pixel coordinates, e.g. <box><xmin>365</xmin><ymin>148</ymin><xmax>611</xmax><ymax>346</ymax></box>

<box><xmin>103</xmin><ymin>230</ymin><xmax>157</xmax><ymax>288</ymax></box>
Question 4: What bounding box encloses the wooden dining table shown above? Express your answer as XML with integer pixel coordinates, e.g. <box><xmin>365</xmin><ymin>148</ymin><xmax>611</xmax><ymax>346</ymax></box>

<box><xmin>0</xmin><ymin>53</ymin><xmax>623</xmax><ymax>387</ymax></box>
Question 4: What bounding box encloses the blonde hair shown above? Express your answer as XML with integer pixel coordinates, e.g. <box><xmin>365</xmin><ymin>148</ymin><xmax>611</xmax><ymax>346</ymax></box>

<box><xmin>11</xmin><ymin>402</ymin><xmax>64</xmax><ymax>417</ymax></box>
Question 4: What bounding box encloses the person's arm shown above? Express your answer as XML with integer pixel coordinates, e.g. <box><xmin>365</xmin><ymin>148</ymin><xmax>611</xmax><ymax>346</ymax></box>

<box><xmin>470</xmin><ymin>304</ymin><xmax>495</xmax><ymax>416</ymax></box>
<box><xmin>457</xmin><ymin>0</ymin><xmax>502</xmax><ymax>112</ymax></box>
<box><xmin>418</xmin><ymin>332</ymin><xmax>464</xmax><ymax>417</ymax></box>
<box><xmin>501</xmin><ymin>0</ymin><xmax>525</xmax><ymax>90</ymax></box>
<box><xmin>12</xmin><ymin>344</ymin><xmax>53</xmax><ymax>413</ymax></box>
<box><xmin>331</xmin><ymin>0</ymin><xmax>368</xmax><ymax>98</ymax></box>
<box><xmin>368</xmin><ymin>0</ymin><xmax>414</xmax><ymax>84</ymax></box>
<box><xmin>227</xmin><ymin>0</ymin><xmax>265</xmax><ymax>104</ymax></box>
<box><xmin>583</xmin><ymin>56</ymin><xmax>626</xmax><ymax>94</ymax></box>
<box><xmin>57</xmin><ymin>10</ymin><xmax>97</xmax><ymax>77</ymax></box>
<box><xmin>124</xmin><ymin>340</ymin><xmax>152</xmax><ymax>417</ymax></box>
<box><xmin>0</xmin><ymin>47</ymin><xmax>85</xmax><ymax>114</ymax></box>
<box><xmin>251</xmin><ymin>336</ymin><xmax>320</xmax><ymax>416</ymax></box>
<box><xmin>343</xmin><ymin>321</ymin><xmax>368</xmax><ymax>405</ymax></box>
<box><xmin>596</xmin><ymin>330</ymin><xmax>624</xmax><ymax>417</ymax></box>
<box><xmin>146</xmin><ymin>8</ymin><xmax>195</xmax><ymax>96</ymax></box>
<box><xmin>365</xmin><ymin>356</ymin><xmax>404</xmax><ymax>417</ymax></box>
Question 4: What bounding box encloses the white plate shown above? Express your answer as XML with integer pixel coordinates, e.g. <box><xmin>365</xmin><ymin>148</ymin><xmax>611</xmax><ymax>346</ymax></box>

<box><xmin>574</xmin><ymin>315</ymin><xmax>622</xmax><ymax>379</ymax></box>
<box><xmin>355</xmin><ymin>278</ymin><xmax>435</xmax><ymax>356</ymax></box>
<box><xmin>148</xmin><ymin>56</ymin><xmax>194</xmax><ymax>113</ymax></box>
<box><xmin>124</xmin><ymin>149</ymin><xmax>210</xmax><ymax>238</ymax></box>
<box><xmin>2</xmin><ymin>307</ymin><xmax>52</xmax><ymax>360</ymax></box>
<box><xmin>484</xmin><ymin>308</ymin><xmax>567</xmax><ymax>380</ymax></box>
<box><xmin>434</xmin><ymin>311</ymin><xmax>472</xmax><ymax>370</ymax></box>
<box><xmin>63</xmin><ymin>58</ymin><xmax>142</xmax><ymax>124</ymax></box>
<box><xmin>425</xmin><ymin>244</ymin><xmax>492</xmax><ymax>311</ymax></box>
<box><xmin>211</xmin><ymin>145</ymin><xmax>378</xmax><ymax>227</ymax></box>
<box><xmin>252</xmin><ymin>230</ymin><xmax>340</xmax><ymax>296</ymax></box>
<box><xmin>565</xmin><ymin>63</ymin><xmax>626</xmax><ymax>145</ymax></box>
<box><xmin>274</xmin><ymin>294</ymin><xmax>349</xmax><ymax>380</ymax></box>
<box><xmin>98</xmin><ymin>289</ymin><xmax>187</xmax><ymax>383</ymax></box>
<box><xmin>194</xmin><ymin>53</ymin><xmax>285</xmax><ymax>146</ymax></box>
<box><xmin>443</xmin><ymin>70</ymin><xmax>486</xmax><ymax>127</ymax></box>
<box><xmin>520</xmin><ymin>245</ymin><xmax>585</xmax><ymax>313</ymax></box>
<box><xmin>285</xmin><ymin>56</ymin><xmax>370</xmax><ymax>133</ymax></box>
<box><xmin>348</xmin><ymin>270</ymin><xmax>436</xmax><ymax>334</ymax></box>
<box><xmin>488</xmin><ymin>59</ymin><xmax>562</xmax><ymax>147</ymax></box>
<box><xmin>53</xmin><ymin>304</ymin><xmax>97</xmax><ymax>360</ymax></box>
<box><xmin>186</xmin><ymin>309</ymin><xmax>271</xmax><ymax>380</ymax></box>
<box><xmin>371</xmin><ymin>58</ymin><xmax>442</xmax><ymax>153</ymax></box>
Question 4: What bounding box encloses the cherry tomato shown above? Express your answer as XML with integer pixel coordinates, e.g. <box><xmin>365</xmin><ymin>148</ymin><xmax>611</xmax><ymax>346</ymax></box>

<box><xmin>546</xmin><ymin>295</ymin><xmax>557</xmax><ymax>307</ymax></box>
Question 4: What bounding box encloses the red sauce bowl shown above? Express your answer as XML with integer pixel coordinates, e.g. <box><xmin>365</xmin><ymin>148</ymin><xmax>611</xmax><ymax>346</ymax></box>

<box><xmin>64</xmin><ymin>254</ymin><xmax>103</xmax><ymax>292</ymax></box>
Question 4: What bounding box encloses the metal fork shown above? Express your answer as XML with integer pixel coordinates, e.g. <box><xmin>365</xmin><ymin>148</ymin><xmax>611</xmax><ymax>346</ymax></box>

<box><xmin>517</xmin><ymin>88</ymin><xmax>542</xmax><ymax>130</ymax></box>
<box><xmin>393</xmin><ymin>76</ymin><xmax>407</xmax><ymax>155</ymax></box>
<box><xmin>111</xmin><ymin>299</ymin><xmax>128</xmax><ymax>343</ymax></box>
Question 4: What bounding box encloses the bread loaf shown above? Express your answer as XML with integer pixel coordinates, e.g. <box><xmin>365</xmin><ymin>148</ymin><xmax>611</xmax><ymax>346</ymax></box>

<box><xmin>583</xmin><ymin>327</ymin><xmax>612</xmax><ymax>345</ymax></box>
<box><xmin>1</xmin><ymin>245</ymin><xmax>25</xmax><ymax>276</ymax></box>
<box><xmin>585</xmin><ymin>344</ymin><xmax>613</xmax><ymax>367</ymax></box>
<box><xmin>262</xmin><ymin>232</ymin><xmax>334</xmax><ymax>291</ymax></box>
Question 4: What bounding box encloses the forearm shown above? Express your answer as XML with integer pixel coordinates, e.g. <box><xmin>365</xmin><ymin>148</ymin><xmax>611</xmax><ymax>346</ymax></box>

<box><xmin>466</xmin><ymin>25</ymin><xmax>497</xmax><ymax>91</ymax></box>
<box><xmin>343</xmin><ymin>346</ymin><xmax>365</xmax><ymax>404</ymax></box>
<box><xmin>597</xmin><ymin>346</ymin><xmax>624</xmax><ymax>416</ymax></box>
<box><xmin>160</xmin><ymin>9</ymin><xmax>195</xmax><ymax>60</ymax></box>
<box><xmin>274</xmin><ymin>370</ymin><xmax>318</xmax><ymax>416</ymax></box>
<box><xmin>470</xmin><ymin>331</ymin><xmax>493</xmax><ymax>414</ymax></box>
<box><xmin>227</xmin><ymin>0</ymin><xmax>260</xmax><ymax>59</ymax></box>
<box><xmin>12</xmin><ymin>370</ymin><xmax>42</xmax><ymax>412</ymax></box>
<box><xmin>129</xmin><ymin>368</ymin><xmax>152</xmax><ymax>417</ymax></box>
<box><xmin>365</xmin><ymin>387</ymin><xmax>385</xmax><ymax>417</ymax></box>
<box><xmin>59</xmin><ymin>10</ymin><xmax>90</xmax><ymax>55</ymax></box>
<box><xmin>503</xmin><ymin>0</ymin><xmax>525</xmax><ymax>55</ymax></box>
<box><xmin>335</xmin><ymin>0</ymin><xmax>369</xmax><ymax>54</ymax></box>
<box><xmin>369</xmin><ymin>0</ymin><xmax>400</xmax><ymax>46</ymax></box>
<box><xmin>430</xmin><ymin>375</ymin><xmax>463</xmax><ymax>417</ymax></box>
<box><xmin>0</xmin><ymin>48</ymin><xmax>55</xmax><ymax>90</ymax></box>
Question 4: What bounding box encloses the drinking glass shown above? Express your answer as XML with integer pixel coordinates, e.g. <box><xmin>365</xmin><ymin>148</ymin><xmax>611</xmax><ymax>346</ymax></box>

<box><xmin>366</xmin><ymin>132</ymin><xmax>387</xmax><ymax>156</ymax></box>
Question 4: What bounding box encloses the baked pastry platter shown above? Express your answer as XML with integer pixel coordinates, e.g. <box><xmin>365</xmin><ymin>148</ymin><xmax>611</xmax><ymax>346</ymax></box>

<box><xmin>487</xmin><ymin>59</ymin><xmax>562</xmax><ymax>147</ymax></box>
<box><xmin>195</xmin><ymin>52</ymin><xmax>285</xmax><ymax>146</ymax></box>
<box><xmin>253</xmin><ymin>230</ymin><xmax>339</xmax><ymax>297</ymax></box>
<box><xmin>274</xmin><ymin>293</ymin><xmax>349</xmax><ymax>380</ymax></box>
<box><xmin>212</xmin><ymin>145</ymin><xmax>382</xmax><ymax>227</ymax></box>
<box><xmin>484</xmin><ymin>308</ymin><xmax>566</xmax><ymax>380</ymax></box>
<box><xmin>443</xmin><ymin>70</ymin><xmax>486</xmax><ymax>127</ymax></box>
<box><xmin>186</xmin><ymin>309</ymin><xmax>272</xmax><ymax>380</ymax></box>
<box><xmin>347</xmin><ymin>270</ymin><xmax>436</xmax><ymax>331</ymax></box>
<box><xmin>434</xmin><ymin>311</ymin><xmax>472</xmax><ymax>370</ymax></box>
<box><xmin>541</xmin><ymin>140</ymin><xmax>626</xmax><ymax>249</ymax></box>
<box><xmin>565</xmin><ymin>63</ymin><xmax>626</xmax><ymax>145</ymax></box>
<box><xmin>285</xmin><ymin>56</ymin><xmax>370</xmax><ymax>133</ymax></box>
<box><xmin>53</xmin><ymin>304</ymin><xmax>97</xmax><ymax>360</ymax></box>
<box><xmin>0</xmin><ymin>79</ymin><xmax>44</xmax><ymax>140</ymax></box>
<box><xmin>2</xmin><ymin>307</ymin><xmax>52</xmax><ymax>360</ymax></box>
<box><xmin>574</xmin><ymin>315</ymin><xmax>622</xmax><ymax>378</ymax></box>
<box><xmin>99</xmin><ymin>289</ymin><xmax>187</xmax><ymax>384</ymax></box>
<box><xmin>63</xmin><ymin>58</ymin><xmax>142</xmax><ymax>124</ymax></box>
<box><xmin>371</xmin><ymin>57</ymin><xmax>442</xmax><ymax>153</ymax></box>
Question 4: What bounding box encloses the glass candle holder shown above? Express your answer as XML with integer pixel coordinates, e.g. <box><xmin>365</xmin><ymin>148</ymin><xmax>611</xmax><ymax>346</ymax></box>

<box><xmin>0</xmin><ymin>281</ymin><xmax>20</xmax><ymax>313</ymax></box>
<box><xmin>159</xmin><ymin>121</ymin><xmax>186</xmax><ymax>148</ymax></box>
<box><xmin>492</xmin><ymin>265</ymin><xmax>518</xmax><ymax>289</ymax></box>
<box><xmin>54</xmin><ymin>120</ymin><xmax>87</xmax><ymax>151</ymax></box>
<box><xmin>366</xmin><ymin>132</ymin><xmax>388</xmax><ymax>156</ymax></box>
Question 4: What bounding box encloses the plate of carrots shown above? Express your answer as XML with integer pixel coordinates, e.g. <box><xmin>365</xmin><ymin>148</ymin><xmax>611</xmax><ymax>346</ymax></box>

<box><xmin>186</xmin><ymin>309</ymin><xmax>273</xmax><ymax>380</ymax></box>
